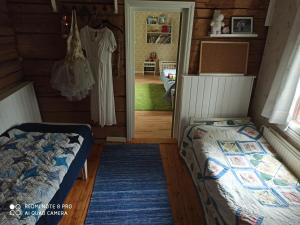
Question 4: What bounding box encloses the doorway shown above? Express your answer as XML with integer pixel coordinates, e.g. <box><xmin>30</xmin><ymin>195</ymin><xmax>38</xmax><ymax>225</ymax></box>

<box><xmin>134</xmin><ymin>11</ymin><xmax>180</xmax><ymax>138</ymax></box>
<box><xmin>125</xmin><ymin>0</ymin><xmax>195</xmax><ymax>141</ymax></box>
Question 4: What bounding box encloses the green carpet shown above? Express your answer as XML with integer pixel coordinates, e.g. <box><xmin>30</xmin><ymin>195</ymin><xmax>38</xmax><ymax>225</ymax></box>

<box><xmin>135</xmin><ymin>83</ymin><xmax>172</xmax><ymax>111</ymax></box>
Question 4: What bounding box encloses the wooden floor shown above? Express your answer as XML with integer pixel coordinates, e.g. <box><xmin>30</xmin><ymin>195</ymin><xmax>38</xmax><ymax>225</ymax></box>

<box><xmin>134</xmin><ymin>74</ymin><xmax>173</xmax><ymax>139</ymax></box>
<box><xmin>59</xmin><ymin>144</ymin><xmax>206</xmax><ymax>225</ymax></box>
<box><xmin>135</xmin><ymin>73</ymin><xmax>162</xmax><ymax>84</ymax></box>
<box><xmin>135</xmin><ymin>111</ymin><xmax>173</xmax><ymax>138</ymax></box>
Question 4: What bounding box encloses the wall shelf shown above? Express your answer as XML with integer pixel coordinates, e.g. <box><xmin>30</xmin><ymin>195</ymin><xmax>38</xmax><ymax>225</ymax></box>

<box><xmin>146</xmin><ymin>22</ymin><xmax>172</xmax><ymax>44</ymax></box>
<box><xmin>209</xmin><ymin>33</ymin><xmax>258</xmax><ymax>38</ymax></box>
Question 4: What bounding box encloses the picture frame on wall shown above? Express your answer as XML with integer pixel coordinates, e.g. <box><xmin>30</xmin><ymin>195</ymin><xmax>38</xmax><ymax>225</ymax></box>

<box><xmin>147</xmin><ymin>16</ymin><xmax>158</xmax><ymax>24</ymax></box>
<box><xmin>231</xmin><ymin>17</ymin><xmax>253</xmax><ymax>34</ymax></box>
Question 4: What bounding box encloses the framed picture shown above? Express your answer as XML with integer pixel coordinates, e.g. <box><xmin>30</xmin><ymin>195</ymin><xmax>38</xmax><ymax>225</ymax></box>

<box><xmin>147</xmin><ymin>16</ymin><xmax>158</xmax><ymax>24</ymax></box>
<box><xmin>231</xmin><ymin>17</ymin><xmax>253</xmax><ymax>34</ymax></box>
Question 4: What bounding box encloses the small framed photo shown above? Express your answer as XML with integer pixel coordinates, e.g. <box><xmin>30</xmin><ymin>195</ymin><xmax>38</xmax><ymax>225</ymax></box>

<box><xmin>231</xmin><ymin>17</ymin><xmax>253</xmax><ymax>34</ymax></box>
<box><xmin>147</xmin><ymin>16</ymin><xmax>158</xmax><ymax>25</ymax></box>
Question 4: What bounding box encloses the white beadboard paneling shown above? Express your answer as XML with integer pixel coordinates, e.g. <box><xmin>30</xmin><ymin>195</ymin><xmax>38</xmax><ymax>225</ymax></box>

<box><xmin>179</xmin><ymin>75</ymin><xmax>255</xmax><ymax>139</ymax></box>
<box><xmin>195</xmin><ymin>77</ymin><xmax>204</xmax><ymax>118</ymax></box>
<box><xmin>0</xmin><ymin>82</ymin><xmax>42</xmax><ymax>134</ymax></box>
<box><xmin>189</xmin><ymin>78</ymin><xmax>198</xmax><ymax>118</ymax></box>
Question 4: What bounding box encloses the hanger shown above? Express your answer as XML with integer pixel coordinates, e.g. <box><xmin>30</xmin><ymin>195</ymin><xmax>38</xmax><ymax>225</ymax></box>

<box><xmin>87</xmin><ymin>8</ymin><xmax>123</xmax><ymax>33</ymax></box>
<box><xmin>93</xmin><ymin>19</ymin><xmax>123</xmax><ymax>33</ymax></box>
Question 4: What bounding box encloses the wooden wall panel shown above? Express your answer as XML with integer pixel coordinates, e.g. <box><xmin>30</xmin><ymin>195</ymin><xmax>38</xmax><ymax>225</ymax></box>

<box><xmin>6</xmin><ymin>0</ymin><xmax>269</xmax><ymax>140</ymax></box>
<box><xmin>189</xmin><ymin>1</ymin><xmax>269</xmax><ymax>75</ymax></box>
<box><xmin>0</xmin><ymin>0</ymin><xmax>23</xmax><ymax>92</ymax></box>
<box><xmin>7</xmin><ymin>0</ymin><xmax>126</xmax><ymax>141</ymax></box>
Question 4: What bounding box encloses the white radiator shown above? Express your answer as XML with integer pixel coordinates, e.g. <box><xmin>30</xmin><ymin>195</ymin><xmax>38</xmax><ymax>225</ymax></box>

<box><xmin>0</xmin><ymin>82</ymin><xmax>42</xmax><ymax>134</ymax></box>
<box><xmin>179</xmin><ymin>75</ymin><xmax>255</xmax><ymax>138</ymax></box>
<box><xmin>262</xmin><ymin>126</ymin><xmax>300</xmax><ymax>179</ymax></box>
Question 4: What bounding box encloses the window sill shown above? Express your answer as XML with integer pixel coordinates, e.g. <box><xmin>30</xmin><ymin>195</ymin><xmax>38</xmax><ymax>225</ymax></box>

<box><xmin>276</xmin><ymin>121</ymin><xmax>300</xmax><ymax>149</ymax></box>
<box><xmin>288</xmin><ymin>121</ymin><xmax>300</xmax><ymax>135</ymax></box>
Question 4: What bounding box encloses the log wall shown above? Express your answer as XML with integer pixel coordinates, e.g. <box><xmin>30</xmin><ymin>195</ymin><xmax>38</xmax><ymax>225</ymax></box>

<box><xmin>0</xmin><ymin>0</ymin><xmax>23</xmax><ymax>92</ymax></box>
<box><xmin>5</xmin><ymin>0</ymin><xmax>270</xmax><ymax>140</ymax></box>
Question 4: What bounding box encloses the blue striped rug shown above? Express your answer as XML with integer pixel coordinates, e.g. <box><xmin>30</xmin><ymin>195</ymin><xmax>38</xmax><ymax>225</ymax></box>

<box><xmin>85</xmin><ymin>144</ymin><xmax>173</xmax><ymax>225</ymax></box>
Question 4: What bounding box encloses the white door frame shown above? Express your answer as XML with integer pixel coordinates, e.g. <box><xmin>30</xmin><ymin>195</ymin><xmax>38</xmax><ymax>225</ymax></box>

<box><xmin>125</xmin><ymin>0</ymin><xmax>195</xmax><ymax>140</ymax></box>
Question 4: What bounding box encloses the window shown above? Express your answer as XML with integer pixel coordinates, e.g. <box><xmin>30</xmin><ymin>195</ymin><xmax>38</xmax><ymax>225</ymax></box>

<box><xmin>286</xmin><ymin>84</ymin><xmax>300</xmax><ymax>141</ymax></box>
<box><xmin>293</xmin><ymin>96</ymin><xmax>300</xmax><ymax>125</ymax></box>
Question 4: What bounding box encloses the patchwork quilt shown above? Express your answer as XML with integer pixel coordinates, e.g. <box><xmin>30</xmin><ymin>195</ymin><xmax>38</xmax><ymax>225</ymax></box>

<box><xmin>180</xmin><ymin>119</ymin><xmax>300</xmax><ymax>225</ymax></box>
<box><xmin>0</xmin><ymin>129</ymin><xmax>83</xmax><ymax>225</ymax></box>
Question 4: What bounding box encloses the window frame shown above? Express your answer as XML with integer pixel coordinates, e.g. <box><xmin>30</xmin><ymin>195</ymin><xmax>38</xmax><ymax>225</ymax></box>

<box><xmin>283</xmin><ymin>96</ymin><xmax>300</xmax><ymax>145</ymax></box>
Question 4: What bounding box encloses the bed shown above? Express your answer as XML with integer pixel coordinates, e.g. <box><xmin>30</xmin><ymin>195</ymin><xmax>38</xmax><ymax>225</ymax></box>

<box><xmin>159</xmin><ymin>61</ymin><xmax>177</xmax><ymax>101</ymax></box>
<box><xmin>0</xmin><ymin>82</ymin><xmax>93</xmax><ymax>225</ymax></box>
<box><xmin>180</xmin><ymin>118</ymin><xmax>300</xmax><ymax>225</ymax></box>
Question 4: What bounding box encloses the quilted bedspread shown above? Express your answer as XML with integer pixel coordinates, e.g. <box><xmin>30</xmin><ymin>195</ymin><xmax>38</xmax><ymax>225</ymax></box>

<box><xmin>180</xmin><ymin>119</ymin><xmax>300</xmax><ymax>225</ymax></box>
<box><xmin>0</xmin><ymin>129</ymin><xmax>83</xmax><ymax>225</ymax></box>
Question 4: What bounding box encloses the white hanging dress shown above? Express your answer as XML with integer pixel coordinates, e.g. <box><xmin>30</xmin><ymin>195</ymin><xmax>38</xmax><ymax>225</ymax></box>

<box><xmin>80</xmin><ymin>26</ymin><xmax>117</xmax><ymax>127</ymax></box>
<box><xmin>51</xmin><ymin>10</ymin><xmax>94</xmax><ymax>101</ymax></box>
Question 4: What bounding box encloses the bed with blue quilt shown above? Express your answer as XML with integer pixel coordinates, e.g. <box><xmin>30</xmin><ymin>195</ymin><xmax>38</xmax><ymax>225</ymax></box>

<box><xmin>0</xmin><ymin>123</ymin><xmax>93</xmax><ymax>225</ymax></box>
<box><xmin>180</xmin><ymin>119</ymin><xmax>300</xmax><ymax>225</ymax></box>
<box><xmin>159</xmin><ymin>61</ymin><xmax>177</xmax><ymax>101</ymax></box>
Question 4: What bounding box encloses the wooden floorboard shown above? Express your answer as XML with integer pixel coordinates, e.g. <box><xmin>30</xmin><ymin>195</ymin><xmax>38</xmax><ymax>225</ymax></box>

<box><xmin>135</xmin><ymin>111</ymin><xmax>173</xmax><ymax>138</ymax></box>
<box><xmin>135</xmin><ymin>74</ymin><xmax>162</xmax><ymax>84</ymax></box>
<box><xmin>134</xmin><ymin>74</ymin><xmax>173</xmax><ymax>139</ymax></box>
<box><xmin>59</xmin><ymin>143</ymin><xmax>206</xmax><ymax>225</ymax></box>
<box><xmin>59</xmin><ymin>145</ymin><xmax>102</xmax><ymax>225</ymax></box>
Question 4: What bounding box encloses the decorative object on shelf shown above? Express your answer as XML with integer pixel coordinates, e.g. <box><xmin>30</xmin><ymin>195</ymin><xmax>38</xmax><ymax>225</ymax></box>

<box><xmin>146</xmin><ymin>21</ymin><xmax>172</xmax><ymax>44</ymax></box>
<box><xmin>146</xmin><ymin>15</ymin><xmax>172</xmax><ymax>44</ymax></box>
<box><xmin>148</xmin><ymin>52</ymin><xmax>158</xmax><ymax>61</ymax></box>
<box><xmin>158</xmin><ymin>15</ymin><xmax>167</xmax><ymax>24</ymax></box>
<box><xmin>222</xmin><ymin>26</ymin><xmax>230</xmax><ymax>34</ymax></box>
<box><xmin>231</xmin><ymin>17</ymin><xmax>253</xmax><ymax>34</ymax></box>
<box><xmin>210</xmin><ymin>10</ymin><xmax>225</xmax><ymax>35</ymax></box>
<box><xmin>161</xmin><ymin>25</ymin><xmax>169</xmax><ymax>33</ymax></box>
<box><xmin>147</xmin><ymin>16</ymin><xmax>158</xmax><ymax>24</ymax></box>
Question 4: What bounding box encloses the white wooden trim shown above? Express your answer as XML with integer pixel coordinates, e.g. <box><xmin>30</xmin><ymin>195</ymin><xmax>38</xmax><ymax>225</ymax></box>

<box><xmin>125</xmin><ymin>0</ymin><xmax>195</xmax><ymax>141</ymax></box>
<box><xmin>0</xmin><ymin>82</ymin><xmax>42</xmax><ymax>134</ymax></box>
<box><xmin>190</xmin><ymin>117</ymin><xmax>251</xmax><ymax>124</ymax></box>
<box><xmin>159</xmin><ymin>61</ymin><xmax>177</xmax><ymax>74</ymax></box>
<box><xmin>173</xmin><ymin>4</ymin><xmax>195</xmax><ymax>139</ymax></box>
<box><xmin>209</xmin><ymin>33</ymin><xmax>258</xmax><ymax>38</ymax></box>
<box><xmin>81</xmin><ymin>160</ymin><xmax>88</xmax><ymax>180</ymax></box>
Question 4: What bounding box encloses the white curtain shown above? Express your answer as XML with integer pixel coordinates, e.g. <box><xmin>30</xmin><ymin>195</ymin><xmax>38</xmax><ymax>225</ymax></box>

<box><xmin>262</xmin><ymin>6</ymin><xmax>300</xmax><ymax>125</ymax></box>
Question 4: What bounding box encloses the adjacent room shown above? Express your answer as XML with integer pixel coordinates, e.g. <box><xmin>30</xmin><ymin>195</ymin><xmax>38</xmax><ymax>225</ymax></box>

<box><xmin>134</xmin><ymin>11</ymin><xmax>180</xmax><ymax>139</ymax></box>
<box><xmin>0</xmin><ymin>0</ymin><xmax>299</xmax><ymax>225</ymax></box>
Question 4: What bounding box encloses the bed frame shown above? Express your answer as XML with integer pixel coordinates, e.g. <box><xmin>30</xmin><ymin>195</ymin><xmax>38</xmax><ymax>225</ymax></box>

<box><xmin>0</xmin><ymin>81</ymin><xmax>89</xmax><ymax>178</ymax></box>
<box><xmin>159</xmin><ymin>61</ymin><xmax>177</xmax><ymax>74</ymax></box>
